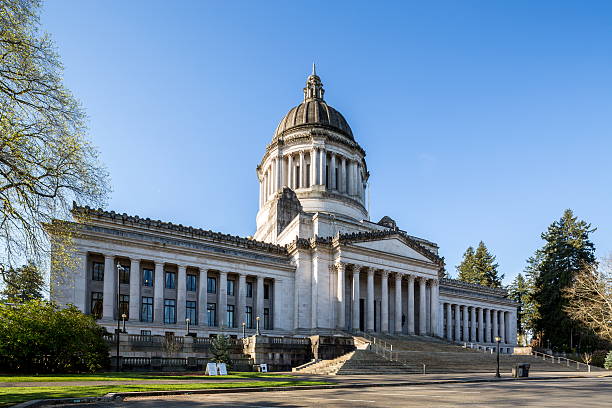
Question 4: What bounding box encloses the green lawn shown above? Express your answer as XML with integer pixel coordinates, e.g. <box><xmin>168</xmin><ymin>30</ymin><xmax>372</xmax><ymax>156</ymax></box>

<box><xmin>0</xmin><ymin>371</ymin><xmax>291</xmax><ymax>383</ymax></box>
<box><xmin>0</xmin><ymin>380</ymin><xmax>331</xmax><ymax>407</ymax></box>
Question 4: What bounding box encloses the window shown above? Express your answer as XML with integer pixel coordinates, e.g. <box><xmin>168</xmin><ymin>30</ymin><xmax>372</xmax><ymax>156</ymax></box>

<box><xmin>140</xmin><ymin>330</ymin><xmax>151</xmax><ymax>336</ymax></box>
<box><xmin>142</xmin><ymin>269</ymin><xmax>153</xmax><ymax>287</ymax></box>
<box><xmin>92</xmin><ymin>262</ymin><xmax>104</xmax><ymax>281</ymax></box>
<box><xmin>246</xmin><ymin>282</ymin><xmax>253</xmax><ymax>298</ymax></box>
<box><xmin>90</xmin><ymin>292</ymin><xmax>103</xmax><ymax>319</ymax></box>
<box><xmin>119</xmin><ymin>294</ymin><xmax>129</xmax><ymax>319</ymax></box>
<box><xmin>227</xmin><ymin>280</ymin><xmax>235</xmax><ymax>296</ymax></box>
<box><xmin>141</xmin><ymin>297</ymin><xmax>153</xmax><ymax>322</ymax></box>
<box><xmin>187</xmin><ymin>274</ymin><xmax>197</xmax><ymax>292</ymax></box>
<box><xmin>246</xmin><ymin>306</ymin><xmax>253</xmax><ymax>329</ymax></box>
<box><xmin>165</xmin><ymin>272</ymin><xmax>176</xmax><ymax>289</ymax></box>
<box><xmin>227</xmin><ymin>305</ymin><xmax>235</xmax><ymax>328</ymax></box>
<box><xmin>264</xmin><ymin>308</ymin><xmax>271</xmax><ymax>330</ymax></box>
<box><xmin>207</xmin><ymin>303</ymin><xmax>216</xmax><ymax>326</ymax></box>
<box><xmin>164</xmin><ymin>299</ymin><xmax>176</xmax><ymax>324</ymax></box>
<box><xmin>186</xmin><ymin>301</ymin><xmax>197</xmax><ymax>325</ymax></box>
<box><xmin>207</xmin><ymin>277</ymin><xmax>217</xmax><ymax>294</ymax></box>
<box><xmin>264</xmin><ymin>283</ymin><xmax>270</xmax><ymax>300</ymax></box>
<box><xmin>119</xmin><ymin>265</ymin><xmax>130</xmax><ymax>284</ymax></box>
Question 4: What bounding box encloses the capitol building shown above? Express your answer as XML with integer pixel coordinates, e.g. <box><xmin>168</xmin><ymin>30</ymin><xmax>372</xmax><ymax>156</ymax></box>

<box><xmin>51</xmin><ymin>68</ymin><xmax>517</xmax><ymax>349</ymax></box>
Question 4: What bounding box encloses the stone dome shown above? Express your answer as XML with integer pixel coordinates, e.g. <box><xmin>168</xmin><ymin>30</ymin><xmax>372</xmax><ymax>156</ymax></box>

<box><xmin>274</xmin><ymin>66</ymin><xmax>354</xmax><ymax>140</ymax></box>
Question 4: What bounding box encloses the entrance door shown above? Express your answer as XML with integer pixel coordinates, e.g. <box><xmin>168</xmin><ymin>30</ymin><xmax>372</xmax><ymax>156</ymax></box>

<box><xmin>359</xmin><ymin>299</ymin><xmax>365</xmax><ymax>331</ymax></box>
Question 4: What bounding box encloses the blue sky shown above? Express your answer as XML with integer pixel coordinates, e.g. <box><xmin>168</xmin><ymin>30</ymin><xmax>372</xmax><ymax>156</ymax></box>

<box><xmin>40</xmin><ymin>1</ymin><xmax>611</xmax><ymax>284</ymax></box>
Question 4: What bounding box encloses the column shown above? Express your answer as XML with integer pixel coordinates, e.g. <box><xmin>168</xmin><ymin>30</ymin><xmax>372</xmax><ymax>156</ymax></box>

<box><xmin>319</xmin><ymin>147</ymin><xmax>326</xmax><ymax>185</ymax></box>
<box><xmin>270</xmin><ymin>159</ymin><xmax>276</xmax><ymax>195</ymax></box>
<box><xmin>500</xmin><ymin>310</ymin><xmax>506</xmax><ymax>343</ymax></box>
<box><xmin>485</xmin><ymin>308</ymin><xmax>491</xmax><ymax>343</ymax></box>
<box><xmin>492</xmin><ymin>310</ymin><xmax>498</xmax><ymax>341</ymax></box>
<box><xmin>352</xmin><ymin>161</ymin><xmax>358</xmax><ymax>196</ymax></box>
<box><xmin>330</xmin><ymin>153</ymin><xmax>336</xmax><ymax>190</ymax></box>
<box><xmin>470</xmin><ymin>306</ymin><xmax>476</xmax><ymax>342</ymax></box>
<box><xmin>198</xmin><ymin>268</ymin><xmax>208</xmax><ymax>326</ymax></box>
<box><xmin>281</xmin><ymin>156</ymin><xmax>287</xmax><ymax>187</ymax></box>
<box><xmin>429</xmin><ymin>280</ymin><xmax>438</xmax><ymax>336</ymax></box>
<box><xmin>256</xmin><ymin>275</ymin><xmax>265</xmax><ymax>321</ymax></box>
<box><xmin>352</xmin><ymin>266</ymin><xmax>361</xmax><ymax>331</ymax></box>
<box><xmin>299</xmin><ymin>151</ymin><xmax>305</xmax><ymax>188</ymax></box>
<box><xmin>366</xmin><ymin>268</ymin><xmax>374</xmax><ymax>332</ymax></box>
<box><xmin>102</xmin><ymin>255</ymin><xmax>115</xmax><ymax>319</ymax></box>
<box><xmin>454</xmin><ymin>304</ymin><xmax>461</xmax><ymax>341</ymax></box>
<box><xmin>477</xmin><ymin>307</ymin><xmax>484</xmax><ymax>343</ymax></box>
<box><xmin>310</xmin><ymin>148</ymin><xmax>317</xmax><ymax>188</ymax></box>
<box><xmin>128</xmin><ymin>258</ymin><xmax>140</xmax><ymax>321</ymax></box>
<box><xmin>446</xmin><ymin>303</ymin><xmax>453</xmax><ymax>340</ymax></box>
<box><xmin>419</xmin><ymin>278</ymin><xmax>427</xmax><ymax>335</ymax></box>
<box><xmin>218</xmin><ymin>271</ymin><xmax>227</xmax><ymax>327</ymax></box>
<box><xmin>340</xmin><ymin>157</ymin><xmax>347</xmax><ymax>193</ymax></box>
<box><xmin>381</xmin><ymin>271</ymin><xmax>389</xmax><ymax>333</ymax></box>
<box><xmin>394</xmin><ymin>273</ymin><xmax>402</xmax><ymax>333</ymax></box>
<box><xmin>153</xmin><ymin>261</ymin><xmax>164</xmax><ymax>323</ymax></box>
<box><xmin>259</xmin><ymin>177</ymin><xmax>263</xmax><ymax>206</ymax></box>
<box><xmin>407</xmin><ymin>275</ymin><xmax>415</xmax><ymax>334</ymax></box>
<box><xmin>237</xmin><ymin>273</ymin><xmax>246</xmax><ymax>327</ymax></box>
<box><xmin>462</xmin><ymin>305</ymin><xmax>469</xmax><ymax>342</ymax></box>
<box><xmin>336</xmin><ymin>263</ymin><xmax>346</xmax><ymax>329</ymax></box>
<box><xmin>287</xmin><ymin>154</ymin><xmax>294</xmax><ymax>189</ymax></box>
<box><xmin>276</xmin><ymin>154</ymin><xmax>282</xmax><ymax>189</ymax></box>
<box><xmin>176</xmin><ymin>265</ymin><xmax>187</xmax><ymax>324</ymax></box>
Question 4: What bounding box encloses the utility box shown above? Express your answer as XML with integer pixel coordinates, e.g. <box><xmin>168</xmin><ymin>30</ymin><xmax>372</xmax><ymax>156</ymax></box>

<box><xmin>512</xmin><ymin>363</ymin><xmax>530</xmax><ymax>378</ymax></box>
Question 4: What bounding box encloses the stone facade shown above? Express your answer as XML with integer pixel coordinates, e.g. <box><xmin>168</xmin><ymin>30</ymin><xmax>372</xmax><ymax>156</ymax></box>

<box><xmin>51</xmin><ymin>68</ymin><xmax>518</xmax><ymax>349</ymax></box>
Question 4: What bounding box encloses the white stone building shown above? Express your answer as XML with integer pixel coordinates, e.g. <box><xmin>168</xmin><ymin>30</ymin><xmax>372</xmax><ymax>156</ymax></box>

<box><xmin>51</xmin><ymin>68</ymin><xmax>517</xmax><ymax>348</ymax></box>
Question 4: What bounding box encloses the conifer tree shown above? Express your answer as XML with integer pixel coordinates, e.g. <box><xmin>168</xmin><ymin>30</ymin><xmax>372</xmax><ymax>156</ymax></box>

<box><xmin>508</xmin><ymin>273</ymin><xmax>534</xmax><ymax>344</ymax></box>
<box><xmin>528</xmin><ymin>209</ymin><xmax>596</xmax><ymax>350</ymax></box>
<box><xmin>457</xmin><ymin>242</ymin><xmax>503</xmax><ymax>287</ymax></box>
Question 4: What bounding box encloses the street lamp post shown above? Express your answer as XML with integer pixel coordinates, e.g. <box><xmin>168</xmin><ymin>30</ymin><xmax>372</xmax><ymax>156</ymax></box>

<box><xmin>256</xmin><ymin>316</ymin><xmax>261</xmax><ymax>335</ymax></box>
<box><xmin>186</xmin><ymin>318</ymin><xmax>190</xmax><ymax>336</ymax></box>
<box><xmin>242</xmin><ymin>322</ymin><xmax>246</xmax><ymax>339</ymax></box>
<box><xmin>121</xmin><ymin>314</ymin><xmax>127</xmax><ymax>333</ymax></box>
<box><xmin>495</xmin><ymin>336</ymin><xmax>502</xmax><ymax>378</ymax></box>
<box><xmin>116</xmin><ymin>263</ymin><xmax>125</xmax><ymax>372</ymax></box>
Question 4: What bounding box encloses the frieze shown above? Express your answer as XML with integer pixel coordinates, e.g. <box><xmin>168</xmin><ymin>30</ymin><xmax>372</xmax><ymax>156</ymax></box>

<box><xmin>440</xmin><ymin>277</ymin><xmax>510</xmax><ymax>297</ymax></box>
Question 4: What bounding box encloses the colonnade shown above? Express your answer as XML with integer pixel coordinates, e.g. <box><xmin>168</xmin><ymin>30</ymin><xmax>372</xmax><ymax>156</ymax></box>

<box><xmin>443</xmin><ymin>302</ymin><xmax>515</xmax><ymax>344</ymax></box>
<box><xmin>259</xmin><ymin>147</ymin><xmax>366</xmax><ymax>206</ymax></box>
<box><xmin>335</xmin><ymin>263</ymin><xmax>440</xmax><ymax>336</ymax></box>
<box><xmin>94</xmin><ymin>253</ymin><xmax>274</xmax><ymax>330</ymax></box>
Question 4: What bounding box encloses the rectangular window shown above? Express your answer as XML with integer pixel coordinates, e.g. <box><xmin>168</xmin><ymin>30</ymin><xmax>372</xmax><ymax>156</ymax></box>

<box><xmin>186</xmin><ymin>274</ymin><xmax>197</xmax><ymax>292</ymax></box>
<box><xmin>164</xmin><ymin>299</ymin><xmax>176</xmax><ymax>324</ymax></box>
<box><xmin>92</xmin><ymin>262</ymin><xmax>104</xmax><ymax>281</ymax></box>
<box><xmin>140</xmin><ymin>330</ymin><xmax>151</xmax><ymax>336</ymax></box>
<box><xmin>227</xmin><ymin>280</ymin><xmax>235</xmax><ymax>296</ymax></box>
<box><xmin>227</xmin><ymin>305</ymin><xmax>235</xmax><ymax>328</ymax></box>
<box><xmin>207</xmin><ymin>303</ymin><xmax>217</xmax><ymax>327</ymax></box>
<box><xmin>246</xmin><ymin>306</ymin><xmax>253</xmax><ymax>329</ymax></box>
<box><xmin>119</xmin><ymin>294</ymin><xmax>129</xmax><ymax>319</ymax></box>
<box><xmin>90</xmin><ymin>292</ymin><xmax>103</xmax><ymax>319</ymax></box>
<box><xmin>207</xmin><ymin>277</ymin><xmax>217</xmax><ymax>294</ymax></box>
<box><xmin>141</xmin><ymin>297</ymin><xmax>153</xmax><ymax>322</ymax></box>
<box><xmin>264</xmin><ymin>283</ymin><xmax>270</xmax><ymax>300</ymax></box>
<box><xmin>119</xmin><ymin>265</ymin><xmax>130</xmax><ymax>284</ymax></box>
<box><xmin>165</xmin><ymin>272</ymin><xmax>176</xmax><ymax>289</ymax></box>
<box><xmin>264</xmin><ymin>307</ymin><xmax>271</xmax><ymax>330</ymax></box>
<box><xmin>186</xmin><ymin>301</ymin><xmax>197</xmax><ymax>325</ymax></box>
<box><xmin>246</xmin><ymin>282</ymin><xmax>253</xmax><ymax>298</ymax></box>
<box><xmin>142</xmin><ymin>269</ymin><xmax>153</xmax><ymax>287</ymax></box>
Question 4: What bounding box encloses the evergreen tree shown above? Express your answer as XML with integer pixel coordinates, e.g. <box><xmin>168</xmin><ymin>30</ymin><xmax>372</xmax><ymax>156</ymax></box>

<box><xmin>457</xmin><ymin>242</ymin><xmax>504</xmax><ymax>288</ymax></box>
<box><xmin>605</xmin><ymin>351</ymin><xmax>612</xmax><ymax>370</ymax></box>
<box><xmin>508</xmin><ymin>273</ymin><xmax>528</xmax><ymax>341</ymax></box>
<box><xmin>1</xmin><ymin>262</ymin><xmax>45</xmax><ymax>302</ymax></box>
<box><xmin>528</xmin><ymin>209</ymin><xmax>596</xmax><ymax>350</ymax></box>
<box><xmin>210</xmin><ymin>334</ymin><xmax>232</xmax><ymax>369</ymax></box>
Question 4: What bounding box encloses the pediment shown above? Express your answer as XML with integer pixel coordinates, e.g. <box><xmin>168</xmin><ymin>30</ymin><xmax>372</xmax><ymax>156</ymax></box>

<box><xmin>351</xmin><ymin>237</ymin><xmax>432</xmax><ymax>263</ymax></box>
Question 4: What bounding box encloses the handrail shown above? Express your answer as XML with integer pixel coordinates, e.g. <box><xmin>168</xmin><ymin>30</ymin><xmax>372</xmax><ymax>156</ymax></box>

<box><xmin>531</xmin><ymin>350</ymin><xmax>591</xmax><ymax>372</ymax></box>
<box><xmin>351</xmin><ymin>330</ymin><xmax>395</xmax><ymax>361</ymax></box>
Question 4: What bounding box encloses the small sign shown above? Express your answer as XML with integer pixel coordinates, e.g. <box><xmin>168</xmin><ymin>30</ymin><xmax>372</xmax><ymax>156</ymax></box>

<box><xmin>260</xmin><ymin>363</ymin><xmax>268</xmax><ymax>373</ymax></box>
<box><xmin>205</xmin><ymin>362</ymin><xmax>218</xmax><ymax>375</ymax></box>
<box><xmin>217</xmin><ymin>363</ymin><xmax>228</xmax><ymax>375</ymax></box>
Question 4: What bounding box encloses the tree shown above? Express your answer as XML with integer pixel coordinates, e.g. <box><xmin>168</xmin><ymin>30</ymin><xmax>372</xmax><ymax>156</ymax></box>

<box><xmin>564</xmin><ymin>258</ymin><xmax>612</xmax><ymax>344</ymax></box>
<box><xmin>457</xmin><ymin>241</ymin><xmax>504</xmax><ymax>288</ymax></box>
<box><xmin>529</xmin><ymin>209</ymin><xmax>597</xmax><ymax>350</ymax></box>
<box><xmin>0</xmin><ymin>261</ymin><xmax>44</xmax><ymax>302</ymax></box>
<box><xmin>0</xmin><ymin>300</ymin><xmax>109</xmax><ymax>372</ymax></box>
<box><xmin>508</xmin><ymin>273</ymin><xmax>531</xmax><ymax>344</ymax></box>
<box><xmin>210</xmin><ymin>334</ymin><xmax>232</xmax><ymax>369</ymax></box>
<box><xmin>605</xmin><ymin>351</ymin><xmax>612</xmax><ymax>370</ymax></box>
<box><xmin>0</xmin><ymin>0</ymin><xmax>108</xmax><ymax>286</ymax></box>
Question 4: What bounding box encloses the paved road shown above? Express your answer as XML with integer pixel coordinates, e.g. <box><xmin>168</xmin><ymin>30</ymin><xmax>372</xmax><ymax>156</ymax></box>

<box><xmin>54</xmin><ymin>376</ymin><xmax>612</xmax><ymax>407</ymax></box>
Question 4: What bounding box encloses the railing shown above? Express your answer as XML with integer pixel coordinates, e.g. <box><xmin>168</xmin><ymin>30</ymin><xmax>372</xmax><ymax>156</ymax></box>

<box><xmin>532</xmin><ymin>350</ymin><xmax>591</xmax><ymax>372</ymax></box>
<box><xmin>353</xmin><ymin>330</ymin><xmax>395</xmax><ymax>361</ymax></box>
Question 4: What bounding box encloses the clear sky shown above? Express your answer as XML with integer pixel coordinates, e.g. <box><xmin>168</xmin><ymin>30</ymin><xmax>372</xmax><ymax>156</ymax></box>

<box><xmin>40</xmin><ymin>1</ymin><xmax>611</xmax><ymax>285</ymax></box>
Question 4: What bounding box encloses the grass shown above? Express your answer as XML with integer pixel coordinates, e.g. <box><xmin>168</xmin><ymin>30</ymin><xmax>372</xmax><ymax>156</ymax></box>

<box><xmin>0</xmin><ymin>380</ymin><xmax>332</xmax><ymax>407</ymax></box>
<box><xmin>0</xmin><ymin>371</ymin><xmax>291</xmax><ymax>383</ymax></box>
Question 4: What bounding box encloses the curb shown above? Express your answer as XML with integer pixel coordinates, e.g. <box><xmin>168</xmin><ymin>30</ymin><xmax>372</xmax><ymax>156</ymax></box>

<box><xmin>10</xmin><ymin>373</ymin><xmax>609</xmax><ymax>407</ymax></box>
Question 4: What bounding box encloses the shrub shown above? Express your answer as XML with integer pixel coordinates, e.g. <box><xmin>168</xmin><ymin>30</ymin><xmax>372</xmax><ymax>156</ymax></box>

<box><xmin>591</xmin><ymin>350</ymin><xmax>608</xmax><ymax>368</ymax></box>
<box><xmin>0</xmin><ymin>300</ymin><xmax>109</xmax><ymax>373</ymax></box>
<box><xmin>605</xmin><ymin>351</ymin><xmax>612</xmax><ymax>370</ymax></box>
